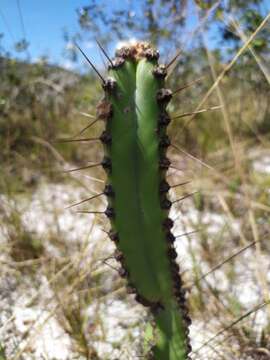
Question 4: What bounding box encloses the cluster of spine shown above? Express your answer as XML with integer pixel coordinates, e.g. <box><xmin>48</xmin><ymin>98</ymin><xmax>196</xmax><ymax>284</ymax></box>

<box><xmin>95</xmin><ymin>43</ymin><xmax>191</xmax><ymax>360</ymax></box>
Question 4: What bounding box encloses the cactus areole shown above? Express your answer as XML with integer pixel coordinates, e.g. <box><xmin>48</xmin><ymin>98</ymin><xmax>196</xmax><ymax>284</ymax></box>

<box><xmin>100</xmin><ymin>42</ymin><xmax>191</xmax><ymax>360</ymax></box>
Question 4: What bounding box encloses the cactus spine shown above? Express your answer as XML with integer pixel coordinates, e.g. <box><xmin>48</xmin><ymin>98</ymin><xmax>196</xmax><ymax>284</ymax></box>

<box><xmin>97</xmin><ymin>42</ymin><xmax>191</xmax><ymax>360</ymax></box>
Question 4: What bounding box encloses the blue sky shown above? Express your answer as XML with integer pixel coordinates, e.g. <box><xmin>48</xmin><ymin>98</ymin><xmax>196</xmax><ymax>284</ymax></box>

<box><xmin>0</xmin><ymin>0</ymin><xmax>93</xmax><ymax>69</ymax></box>
<box><xmin>0</xmin><ymin>1</ymin><xmax>154</xmax><ymax>70</ymax></box>
<box><xmin>1</xmin><ymin>1</ymin><xmax>269</xmax><ymax>71</ymax></box>
<box><xmin>0</xmin><ymin>0</ymin><xmax>214</xmax><ymax>70</ymax></box>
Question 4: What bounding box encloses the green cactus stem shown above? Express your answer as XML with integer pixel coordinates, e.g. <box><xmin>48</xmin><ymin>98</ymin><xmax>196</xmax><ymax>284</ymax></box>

<box><xmin>97</xmin><ymin>42</ymin><xmax>192</xmax><ymax>360</ymax></box>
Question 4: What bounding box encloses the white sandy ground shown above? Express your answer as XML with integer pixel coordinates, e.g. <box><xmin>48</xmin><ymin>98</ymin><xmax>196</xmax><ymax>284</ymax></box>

<box><xmin>252</xmin><ymin>151</ymin><xmax>270</xmax><ymax>175</ymax></box>
<box><xmin>0</xmin><ymin>159</ymin><xmax>269</xmax><ymax>359</ymax></box>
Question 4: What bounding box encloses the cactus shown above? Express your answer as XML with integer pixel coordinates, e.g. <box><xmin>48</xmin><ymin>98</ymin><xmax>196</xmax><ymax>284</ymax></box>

<box><xmin>76</xmin><ymin>42</ymin><xmax>191</xmax><ymax>360</ymax></box>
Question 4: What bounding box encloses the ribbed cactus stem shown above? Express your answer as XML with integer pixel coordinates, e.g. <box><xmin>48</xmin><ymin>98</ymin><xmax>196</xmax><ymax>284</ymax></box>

<box><xmin>99</xmin><ymin>42</ymin><xmax>191</xmax><ymax>360</ymax></box>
